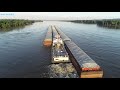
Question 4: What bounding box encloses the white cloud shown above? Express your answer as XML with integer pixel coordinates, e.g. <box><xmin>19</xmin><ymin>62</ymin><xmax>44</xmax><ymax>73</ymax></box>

<box><xmin>0</xmin><ymin>12</ymin><xmax>120</xmax><ymax>20</ymax></box>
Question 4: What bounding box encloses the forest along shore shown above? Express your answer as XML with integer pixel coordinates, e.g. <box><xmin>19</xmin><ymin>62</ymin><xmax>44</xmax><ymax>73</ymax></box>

<box><xmin>71</xmin><ymin>19</ymin><xmax>120</xmax><ymax>29</ymax></box>
<box><xmin>0</xmin><ymin>19</ymin><xmax>43</xmax><ymax>30</ymax></box>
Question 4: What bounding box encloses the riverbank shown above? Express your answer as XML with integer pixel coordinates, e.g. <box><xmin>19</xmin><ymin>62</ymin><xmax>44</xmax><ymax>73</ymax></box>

<box><xmin>96</xmin><ymin>19</ymin><xmax>120</xmax><ymax>29</ymax></box>
<box><xmin>0</xmin><ymin>19</ymin><xmax>42</xmax><ymax>30</ymax></box>
<box><xmin>71</xmin><ymin>19</ymin><xmax>120</xmax><ymax>29</ymax></box>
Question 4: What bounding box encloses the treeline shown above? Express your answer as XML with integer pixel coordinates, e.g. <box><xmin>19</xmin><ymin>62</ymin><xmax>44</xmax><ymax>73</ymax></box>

<box><xmin>0</xmin><ymin>19</ymin><xmax>37</xmax><ymax>29</ymax></box>
<box><xmin>71</xmin><ymin>20</ymin><xmax>96</xmax><ymax>24</ymax></box>
<box><xmin>71</xmin><ymin>19</ymin><xmax>120</xmax><ymax>29</ymax></box>
<box><xmin>96</xmin><ymin>19</ymin><xmax>120</xmax><ymax>29</ymax></box>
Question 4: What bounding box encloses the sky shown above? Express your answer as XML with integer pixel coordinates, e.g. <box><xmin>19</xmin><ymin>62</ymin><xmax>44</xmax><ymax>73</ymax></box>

<box><xmin>0</xmin><ymin>12</ymin><xmax>120</xmax><ymax>20</ymax></box>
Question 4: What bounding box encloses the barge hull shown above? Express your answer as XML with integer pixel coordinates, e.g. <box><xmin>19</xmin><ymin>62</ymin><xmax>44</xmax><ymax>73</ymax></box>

<box><xmin>81</xmin><ymin>71</ymin><xmax>103</xmax><ymax>78</ymax></box>
<box><xmin>43</xmin><ymin>26</ymin><xmax>52</xmax><ymax>47</ymax></box>
<box><xmin>43</xmin><ymin>39</ymin><xmax>52</xmax><ymax>47</ymax></box>
<box><xmin>64</xmin><ymin>41</ymin><xmax>103</xmax><ymax>78</ymax></box>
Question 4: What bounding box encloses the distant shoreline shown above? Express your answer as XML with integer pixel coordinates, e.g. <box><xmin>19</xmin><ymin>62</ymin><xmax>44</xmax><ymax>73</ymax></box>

<box><xmin>70</xmin><ymin>19</ymin><xmax>120</xmax><ymax>29</ymax></box>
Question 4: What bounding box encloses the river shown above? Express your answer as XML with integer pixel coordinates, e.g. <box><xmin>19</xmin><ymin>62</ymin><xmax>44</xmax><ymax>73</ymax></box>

<box><xmin>0</xmin><ymin>21</ymin><xmax>120</xmax><ymax>78</ymax></box>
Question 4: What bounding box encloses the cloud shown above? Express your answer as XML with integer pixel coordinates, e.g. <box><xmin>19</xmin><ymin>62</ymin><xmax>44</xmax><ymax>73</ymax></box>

<box><xmin>0</xmin><ymin>12</ymin><xmax>120</xmax><ymax>20</ymax></box>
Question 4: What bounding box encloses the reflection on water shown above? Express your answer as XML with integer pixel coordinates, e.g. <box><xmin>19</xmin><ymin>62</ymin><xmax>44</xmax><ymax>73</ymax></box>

<box><xmin>0</xmin><ymin>26</ymin><xmax>27</xmax><ymax>33</ymax></box>
<box><xmin>0</xmin><ymin>21</ymin><xmax>120</xmax><ymax>78</ymax></box>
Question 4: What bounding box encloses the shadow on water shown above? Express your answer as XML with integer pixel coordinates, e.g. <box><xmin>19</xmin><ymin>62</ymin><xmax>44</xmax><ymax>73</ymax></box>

<box><xmin>0</xmin><ymin>26</ymin><xmax>25</xmax><ymax>33</ymax></box>
<box><xmin>96</xmin><ymin>25</ymin><xmax>120</xmax><ymax>30</ymax></box>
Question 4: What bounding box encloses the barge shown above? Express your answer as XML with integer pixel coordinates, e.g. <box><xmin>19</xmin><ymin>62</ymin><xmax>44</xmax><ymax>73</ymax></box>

<box><xmin>54</xmin><ymin>26</ymin><xmax>103</xmax><ymax>78</ymax></box>
<box><xmin>43</xmin><ymin>26</ymin><xmax>52</xmax><ymax>47</ymax></box>
<box><xmin>64</xmin><ymin>40</ymin><xmax>103</xmax><ymax>78</ymax></box>
<box><xmin>51</xmin><ymin>26</ymin><xmax>70</xmax><ymax>63</ymax></box>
